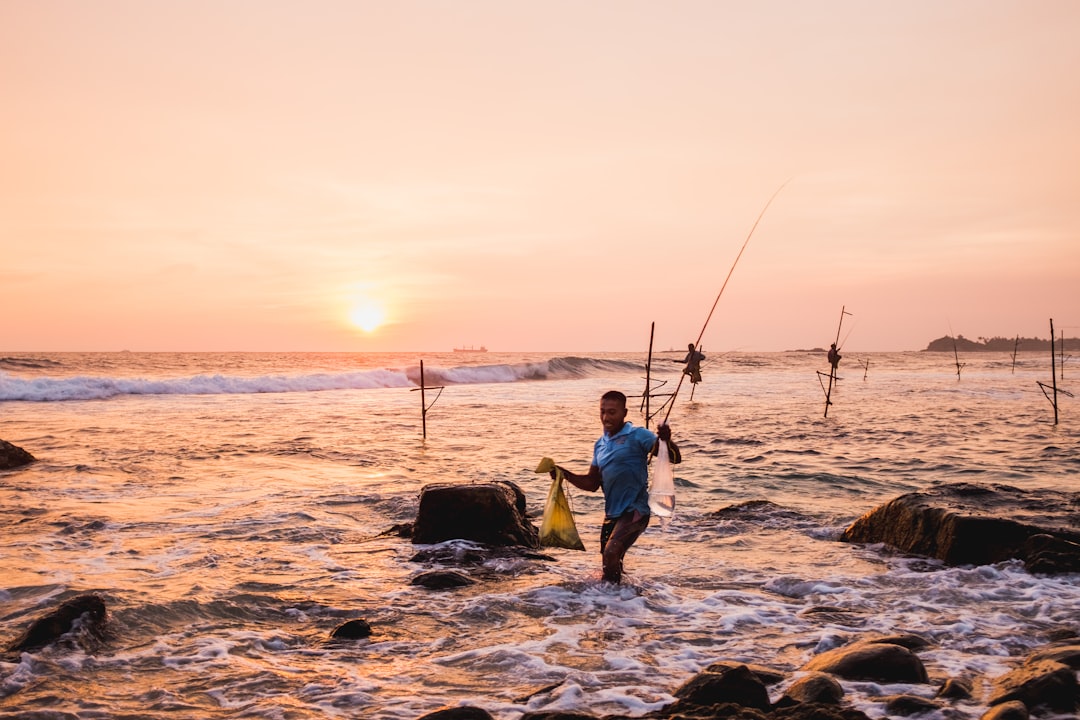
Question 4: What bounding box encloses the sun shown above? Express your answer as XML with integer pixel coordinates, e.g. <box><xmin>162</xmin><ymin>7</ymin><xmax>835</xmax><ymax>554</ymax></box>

<box><xmin>348</xmin><ymin>299</ymin><xmax>386</xmax><ymax>333</ymax></box>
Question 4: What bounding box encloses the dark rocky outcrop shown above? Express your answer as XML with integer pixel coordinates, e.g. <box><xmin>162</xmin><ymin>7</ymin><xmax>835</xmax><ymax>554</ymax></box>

<box><xmin>840</xmin><ymin>483</ymin><xmax>1080</xmax><ymax>572</ymax></box>
<box><xmin>415</xmin><ymin>707</ymin><xmax>496</xmax><ymax>720</ymax></box>
<box><xmin>980</xmin><ymin>700</ymin><xmax>1029</xmax><ymax>720</ymax></box>
<box><xmin>883</xmin><ymin>694</ymin><xmax>942</xmax><ymax>716</ymax></box>
<box><xmin>776</xmin><ymin>672</ymin><xmax>844</xmax><ymax>706</ymax></box>
<box><xmin>1026</xmin><ymin>642</ymin><xmax>1080</xmax><ymax>669</ymax></box>
<box><xmin>330</xmin><ymin>619</ymin><xmax>372</xmax><ymax>639</ymax></box>
<box><xmin>1022</xmin><ymin>533</ymin><xmax>1080</xmax><ymax>574</ymax></box>
<box><xmin>410</xmin><ymin>570</ymin><xmax>476</xmax><ymax>590</ymax></box>
<box><xmin>667</xmin><ymin>663</ymin><xmax>773</xmax><ymax>714</ymax></box>
<box><xmin>987</xmin><ymin>658</ymin><xmax>1078</xmax><ymax>713</ymax></box>
<box><xmin>5</xmin><ymin>593</ymin><xmax>107</xmax><ymax>654</ymax></box>
<box><xmin>801</xmin><ymin>639</ymin><xmax>929</xmax><ymax>684</ymax></box>
<box><xmin>936</xmin><ymin>677</ymin><xmax>974</xmax><ymax>700</ymax></box>
<box><xmin>412</xmin><ymin>482</ymin><xmax>539</xmax><ymax>548</ymax></box>
<box><xmin>704</xmin><ymin>660</ymin><xmax>787</xmax><ymax>687</ymax></box>
<box><xmin>520</xmin><ymin>713</ymin><xmax>611</xmax><ymax>720</ymax></box>
<box><xmin>0</xmin><ymin>439</ymin><xmax>35</xmax><ymax>470</ymax></box>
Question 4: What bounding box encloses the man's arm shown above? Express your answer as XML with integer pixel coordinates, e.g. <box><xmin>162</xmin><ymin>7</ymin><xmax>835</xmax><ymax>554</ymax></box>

<box><xmin>557</xmin><ymin>464</ymin><xmax>602</xmax><ymax>492</ymax></box>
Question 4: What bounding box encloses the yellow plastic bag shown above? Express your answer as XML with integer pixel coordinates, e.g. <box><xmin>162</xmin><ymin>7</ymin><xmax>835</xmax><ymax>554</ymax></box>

<box><xmin>534</xmin><ymin>457</ymin><xmax>586</xmax><ymax>551</ymax></box>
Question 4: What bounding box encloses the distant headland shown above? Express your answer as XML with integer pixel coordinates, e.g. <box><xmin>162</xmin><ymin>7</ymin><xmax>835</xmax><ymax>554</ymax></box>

<box><xmin>925</xmin><ymin>335</ymin><xmax>1079</xmax><ymax>352</ymax></box>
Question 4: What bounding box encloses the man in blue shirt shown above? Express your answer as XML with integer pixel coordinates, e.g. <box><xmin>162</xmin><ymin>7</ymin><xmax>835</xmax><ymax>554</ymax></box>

<box><xmin>554</xmin><ymin>390</ymin><xmax>681</xmax><ymax>583</ymax></box>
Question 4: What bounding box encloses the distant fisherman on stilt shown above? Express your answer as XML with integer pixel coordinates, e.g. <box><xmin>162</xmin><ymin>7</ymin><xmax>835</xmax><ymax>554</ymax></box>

<box><xmin>682</xmin><ymin>343</ymin><xmax>706</xmax><ymax>385</ymax></box>
<box><xmin>827</xmin><ymin>343</ymin><xmax>841</xmax><ymax>373</ymax></box>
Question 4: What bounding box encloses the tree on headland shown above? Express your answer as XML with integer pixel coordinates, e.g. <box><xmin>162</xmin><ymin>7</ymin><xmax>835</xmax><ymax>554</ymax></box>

<box><xmin>925</xmin><ymin>335</ymin><xmax>1078</xmax><ymax>352</ymax></box>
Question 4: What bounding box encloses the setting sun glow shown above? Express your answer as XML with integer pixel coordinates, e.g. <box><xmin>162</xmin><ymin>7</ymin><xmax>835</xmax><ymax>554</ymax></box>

<box><xmin>349</xmin><ymin>301</ymin><xmax>385</xmax><ymax>333</ymax></box>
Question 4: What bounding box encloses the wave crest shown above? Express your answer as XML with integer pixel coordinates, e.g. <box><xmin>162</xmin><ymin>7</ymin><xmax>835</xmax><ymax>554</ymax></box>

<box><xmin>0</xmin><ymin>355</ymin><xmax>643</xmax><ymax>402</ymax></box>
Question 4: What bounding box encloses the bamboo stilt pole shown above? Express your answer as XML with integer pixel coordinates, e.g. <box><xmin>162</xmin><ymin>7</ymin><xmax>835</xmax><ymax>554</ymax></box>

<box><xmin>420</xmin><ymin>360</ymin><xmax>427</xmax><ymax>439</ymax></box>
<box><xmin>1051</xmin><ymin>319</ymin><xmax>1059</xmax><ymax>425</ymax></box>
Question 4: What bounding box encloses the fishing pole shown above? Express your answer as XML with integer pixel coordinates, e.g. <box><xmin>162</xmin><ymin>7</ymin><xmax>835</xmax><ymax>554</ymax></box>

<box><xmin>660</xmin><ymin>179</ymin><xmax>791</xmax><ymax>425</ymax></box>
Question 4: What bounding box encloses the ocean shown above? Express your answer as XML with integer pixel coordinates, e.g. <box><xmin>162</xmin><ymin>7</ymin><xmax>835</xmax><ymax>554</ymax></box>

<box><xmin>1</xmin><ymin>350</ymin><xmax>1077</xmax><ymax>719</ymax></box>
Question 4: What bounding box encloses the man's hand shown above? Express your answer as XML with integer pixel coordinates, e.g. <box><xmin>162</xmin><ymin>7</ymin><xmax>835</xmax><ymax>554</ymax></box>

<box><xmin>657</xmin><ymin>423</ymin><xmax>671</xmax><ymax>442</ymax></box>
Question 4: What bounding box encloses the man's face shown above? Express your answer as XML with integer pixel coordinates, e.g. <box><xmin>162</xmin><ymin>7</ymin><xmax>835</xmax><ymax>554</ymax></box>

<box><xmin>599</xmin><ymin>398</ymin><xmax>627</xmax><ymax>436</ymax></box>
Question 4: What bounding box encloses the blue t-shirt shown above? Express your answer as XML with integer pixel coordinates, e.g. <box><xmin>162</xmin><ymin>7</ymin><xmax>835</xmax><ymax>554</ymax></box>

<box><xmin>592</xmin><ymin>421</ymin><xmax>656</xmax><ymax>519</ymax></box>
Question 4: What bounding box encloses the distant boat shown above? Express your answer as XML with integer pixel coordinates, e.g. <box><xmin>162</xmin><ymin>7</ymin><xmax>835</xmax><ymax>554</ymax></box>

<box><xmin>453</xmin><ymin>345</ymin><xmax>488</xmax><ymax>353</ymax></box>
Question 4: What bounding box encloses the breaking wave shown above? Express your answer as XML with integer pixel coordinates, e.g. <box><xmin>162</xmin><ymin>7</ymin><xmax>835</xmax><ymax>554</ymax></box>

<box><xmin>0</xmin><ymin>356</ymin><xmax>643</xmax><ymax>402</ymax></box>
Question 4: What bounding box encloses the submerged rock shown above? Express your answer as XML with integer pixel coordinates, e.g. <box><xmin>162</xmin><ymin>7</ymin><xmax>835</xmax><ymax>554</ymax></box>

<box><xmin>330</xmin><ymin>619</ymin><xmax>372</xmax><ymax>639</ymax></box>
<box><xmin>0</xmin><ymin>439</ymin><xmax>35</xmax><ymax>470</ymax></box>
<box><xmin>668</xmin><ymin>663</ymin><xmax>772</xmax><ymax>713</ymax></box>
<box><xmin>981</xmin><ymin>700</ymin><xmax>1030</xmax><ymax>720</ymax></box>
<box><xmin>412</xmin><ymin>481</ymin><xmax>539</xmax><ymax>548</ymax></box>
<box><xmin>6</xmin><ymin>593</ymin><xmax>107</xmax><ymax>653</ymax></box>
<box><xmin>415</xmin><ymin>707</ymin><xmax>496</xmax><ymax>720</ymax></box>
<box><xmin>801</xmin><ymin>640</ymin><xmax>929</xmax><ymax>684</ymax></box>
<box><xmin>704</xmin><ymin>660</ymin><xmax>787</xmax><ymax>686</ymax></box>
<box><xmin>777</xmin><ymin>672</ymin><xmax>844</xmax><ymax>705</ymax></box>
<box><xmin>840</xmin><ymin>482</ymin><xmax>1080</xmax><ymax>572</ymax></box>
<box><xmin>987</xmin><ymin>658</ymin><xmax>1078</xmax><ymax>713</ymax></box>
<box><xmin>410</xmin><ymin>569</ymin><xmax>476</xmax><ymax>590</ymax></box>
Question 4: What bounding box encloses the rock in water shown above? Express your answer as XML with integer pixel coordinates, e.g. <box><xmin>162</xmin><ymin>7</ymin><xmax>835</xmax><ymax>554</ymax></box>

<box><xmin>0</xmin><ymin>439</ymin><xmax>35</xmax><ymax>470</ymax></box>
<box><xmin>841</xmin><ymin>482</ymin><xmax>1080</xmax><ymax>571</ymax></box>
<box><xmin>412</xmin><ymin>481</ymin><xmax>539</xmax><ymax>548</ymax></box>
<box><xmin>331</xmin><ymin>619</ymin><xmax>372</xmax><ymax>639</ymax></box>
<box><xmin>801</xmin><ymin>640</ymin><xmax>929</xmax><ymax>684</ymax></box>
<box><xmin>6</xmin><ymin>594</ymin><xmax>107</xmax><ymax>653</ymax></box>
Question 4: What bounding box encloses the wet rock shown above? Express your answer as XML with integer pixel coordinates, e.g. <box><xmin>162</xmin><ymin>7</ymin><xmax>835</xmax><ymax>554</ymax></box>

<box><xmin>519</xmin><ymin>713</ymin><xmax>606</xmax><ymax>720</ymax></box>
<box><xmin>980</xmin><ymin>700</ymin><xmax>1029</xmax><ymax>720</ymax></box>
<box><xmin>861</xmin><ymin>633</ymin><xmax>931</xmax><ymax>652</ymax></box>
<box><xmin>773</xmin><ymin>707</ymin><xmax>873</xmax><ymax>720</ymax></box>
<box><xmin>1022</xmin><ymin>533</ymin><xmax>1080</xmax><ymax>574</ymax></box>
<box><xmin>381</xmin><ymin>522</ymin><xmax>413</xmax><ymax>538</ymax></box>
<box><xmin>936</xmin><ymin>677</ymin><xmax>974</xmax><ymax>700</ymax></box>
<box><xmin>705</xmin><ymin>660</ymin><xmax>787</xmax><ymax>686</ymax></box>
<box><xmin>987</xmin><ymin>658</ymin><xmax>1078</xmax><ymax>713</ymax></box>
<box><xmin>840</xmin><ymin>483</ymin><xmax>1080</xmax><ymax>572</ymax></box>
<box><xmin>415</xmin><ymin>707</ymin><xmax>496</xmax><ymax>720</ymax></box>
<box><xmin>1026</xmin><ymin>642</ymin><xmax>1080</xmax><ymax>669</ymax></box>
<box><xmin>330</xmin><ymin>619</ymin><xmax>372</xmax><ymax>639</ymax></box>
<box><xmin>801</xmin><ymin>640</ymin><xmax>928</xmax><ymax>684</ymax></box>
<box><xmin>777</xmin><ymin>672</ymin><xmax>844</xmax><ymax>705</ymax></box>
<box><xmin>0</xmin><ymin>439</ymin><xmax>35</xmax><ymax>470</ymax></box>
<box><xmin>6</xmin><ymin>593</ymin><xmax>107</xmax><ymax>653</ymax></box>
<box><xmin>884</xmin><ymin>694</ymin><xmax>942</xmax><ymax>715</ymax></box>
<box><xmin>412</xmin><ymin>481</ymin><xmax>539</xmax><ymax>548</ymax></box>
<box><xmin>668</xmin><ymin>663</ymin><xmax>772</xmax><ymax>713</ymax></box>
<box><xmin>410</xmin><ymin>570</ymin><xmax>476</xmax><ymax>589</ymax></box>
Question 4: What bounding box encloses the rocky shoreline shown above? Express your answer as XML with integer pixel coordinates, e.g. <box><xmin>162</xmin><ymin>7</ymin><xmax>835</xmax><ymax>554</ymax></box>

<box><xmin>5</xmin><ymin>472</ymin><xmax>1079</xmax><ymax>719</ymax></box>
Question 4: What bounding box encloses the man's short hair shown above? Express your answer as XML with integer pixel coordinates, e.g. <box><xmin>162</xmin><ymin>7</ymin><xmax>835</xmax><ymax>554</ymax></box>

<box><xmin>601</xmin><ymin>390</ymin><xmax>627</xmax><ymax>406</ymax></box>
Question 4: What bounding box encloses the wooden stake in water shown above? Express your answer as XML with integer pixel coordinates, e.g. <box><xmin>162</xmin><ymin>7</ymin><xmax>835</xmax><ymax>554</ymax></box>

<box><xmin>1011</xmin><ymin>335</ymin><xmax>1020</xmax><ymax>374</ymax></box>
<box><xmin>635</xmin><ymin>321</ymin><xmax>673</xmax><ymax>428</ymax></box>
<box><xmin>1061</xmin><ymin>329</ymin><xmax>1066</xmax><ymax>380</ymax></box>
<box><xmin>1049</xmin><ymin>320</ymin><xmax>1059</xmax><ymax>425</ymax></box>
<box><xmin>410</xmin><ymin>359</ymin><xmax>445</xmax><ymax>439</ymax></box>
<box><xmin>1037</xmin><ymin>319</ymin><xmax>1073</xmax><ymax>425</ymax></box>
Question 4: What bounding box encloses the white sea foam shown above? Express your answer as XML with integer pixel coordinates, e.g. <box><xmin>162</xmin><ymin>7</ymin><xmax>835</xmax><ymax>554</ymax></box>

<box><xmin>0</xmin><ymin>356</ymin><xmax>625</xmax><ymax>401</ymax></box>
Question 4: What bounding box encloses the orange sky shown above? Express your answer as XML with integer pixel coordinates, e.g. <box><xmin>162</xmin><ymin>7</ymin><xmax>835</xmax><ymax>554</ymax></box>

<box><xmin>2</xmin><ymin>1</ymin><xmax>1077</xmax><ymax>352</ymax></box>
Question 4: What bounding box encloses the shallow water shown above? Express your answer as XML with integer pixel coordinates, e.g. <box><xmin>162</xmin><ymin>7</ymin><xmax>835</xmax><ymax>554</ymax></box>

<box><xmin>1</xmin><ymin>351</ymin><xmax>1077</xmax><ymax>719</ymax></box>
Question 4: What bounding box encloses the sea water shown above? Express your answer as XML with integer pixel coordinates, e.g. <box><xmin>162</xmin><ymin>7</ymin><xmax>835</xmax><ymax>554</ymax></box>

<box><xmin>1</xmin><ymin>350</ymin><xmax>1078</xmax><ymax>719</ymax></box>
